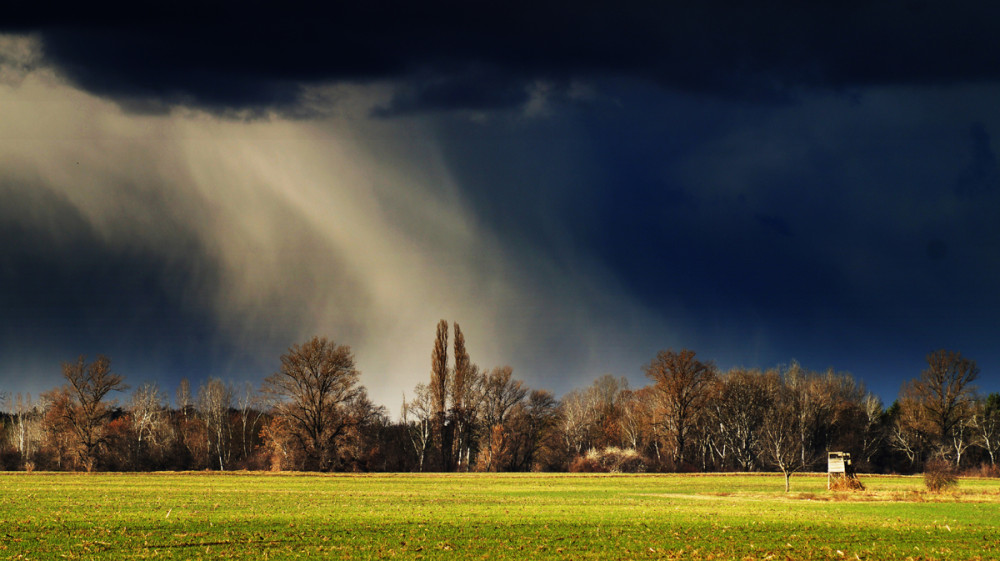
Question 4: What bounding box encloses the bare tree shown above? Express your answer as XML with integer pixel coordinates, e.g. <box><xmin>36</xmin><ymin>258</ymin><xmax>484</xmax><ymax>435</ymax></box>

<box><xmin>11</xmin><ymin>393</ymin><xmax>43</xmax><ymax>467</ymax></box>
<box><xmin>0</xmin><ymin>392</ymin><xmax>9</xmax><ymax>460</ymax></box>
<box><xmin>128</xmin><ymin>382</ymin><xmax>167</xmax><ymax>468</ymax></box>
<box><xmin>262</xmin><ymin>336</ymin><xmax>363</xmax><ymax>471</ymax></box>
<box><xmin>176</xmin><ymin>378</ymin><xmax>192</xmax><ymax>419</ymax></box>
<box><xmin>458</xmin><ymin>368</ymin><xmax>485</xmax><ymax>471</ymax></box>
<box><xmin>859</xmin><ymin>393</ymin><xmax>886</xmax><ymax>468</ymax></box>
<box><xmin>617</xmin><ymin>388</ymin><xmax>648</xmax><ymax>451</ymax></box>
<box><xmin>822</xmin><ymin>370</ymin><xmax>870</xmax><ymax>455</ymax></box>
<box><xmin>402</xmin><ymin>384</ymin><xmax>434</xmax><ymax>472</ymax></box>
<box><xmin>760</xmin><ymin>375</ymin><xmax>812</xmax><ymax>492</ymax></box>
<box><xmin>972</xmin><ymin>393</ymin><xmax>1000</xmax><ymax>465</ymax></box>
<box><xmin>889</xmin><ymin>397</ymin><xmax>929</xmax><ymax>468</ymax></box>
<box><xmin>506</xmin><ymin>389</ymin><xmax>560</xmax><ymax>471</ymax></box>
<box><xmin>480</xmin><ymin>366</ymin><xmax>527</xmax><ymax>427</ymax></box>
<box><xmin>59</xmin><ymin>355</ymin><xmax>128</xmax><ymax>470</ymax></box>
<box><xmin>559</xmin><ymin>388</ymin><xmax>597</xmax><ymax>458</ymax></box>
<box><xmin>477</xmin><ymin>366</ymin><xmax>527</xmax><ymax>471</ymax></box>
<box><xmin>780</xmin><ymin>366</ymin><xmax>867</xmax><ymax>470</ymax></box>
<box><xmin>197</xmin><ymin>378</ymin><xmax>232</xmax><ymax>470</ymax></box>
<box><xmin>644</xmin><ymin>349</ymin><xmax>715</xmax><ymax>467</ymax></box>
<box><xmin>783</xmin><ymin>363</ymin><xmax>826</xmax><ymax>469</ymax></box>
<box><xmin>706</xmin><ymin>368</ymin><xmax>775</xmax><ymax>471</ymax></box>
<box><xmin>334</xmin><ymin>388</ymin><xmax>386</xmax><ymax>471</ymax></box>
<box><xmin>902</xmin><ymin>349</ymin><xmax>979</xmax><ymax>463</ymax></box>
<box><xmin>587</xmin><ymin>375</ymin><xmax>628</xmax><ymax>449</ymax></box>
<box><xmin>236</xmin><ymin>381</ymin><xmax>266</xmax><ymax>462</ymax></box>
<box><xmin>173</xmin><ymin>377</ymin><xmax>201</xmax><ymax>466</ymax></box>
<box><xmin>951</xmin><ymin>416</ymin><xmax>974</xmax><ymax>467</ymax></box>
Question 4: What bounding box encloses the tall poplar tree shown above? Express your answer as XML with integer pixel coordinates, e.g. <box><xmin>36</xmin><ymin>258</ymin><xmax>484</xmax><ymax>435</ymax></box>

<box><xmin>451</xmin><ymin>322</ymin><xmax>472</xmax><ymax>470</ymax></box>
<box><xmin>430</xmin><ymin>319</ymin><xmax>450</xmax><ymax>470</ymax></box>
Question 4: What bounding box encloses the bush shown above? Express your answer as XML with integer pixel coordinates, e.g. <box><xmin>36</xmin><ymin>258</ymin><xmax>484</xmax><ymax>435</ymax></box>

<box><xmin>924</xmin><ymin>459</ymin><xmax>958</xmax><ymax>492</ymax></box>
<box><xmin>568</xmin><ymin>454</ymin><xmax>602</xmax><ymax>473</ymax></box>
<box><xmin>962</xmin><ymin>463</ymin><xmax>1000</xmax><ymax>478</ymax></box>
<box><xmin>829</xmin><ymin>474</ymin><xmax>865</xmax><ymax>492</ymax></box>
<box><xmin>568</xmin><ymin>447</ymin><xmax>648</xmax><ymax>473</ymax></box>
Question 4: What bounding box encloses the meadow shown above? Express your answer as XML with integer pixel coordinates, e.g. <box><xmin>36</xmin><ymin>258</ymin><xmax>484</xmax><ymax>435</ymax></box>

<box><xmin>1</xmin><ymin>472</ymin><xmax>999</xmax><ymax>560</ymax></box>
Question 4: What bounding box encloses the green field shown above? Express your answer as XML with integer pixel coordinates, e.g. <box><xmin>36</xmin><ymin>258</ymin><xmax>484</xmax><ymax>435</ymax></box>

<box><xmin>1</xmin><ymin>472</ymin><xmax>999</xmax><ymax>560</ymax></box>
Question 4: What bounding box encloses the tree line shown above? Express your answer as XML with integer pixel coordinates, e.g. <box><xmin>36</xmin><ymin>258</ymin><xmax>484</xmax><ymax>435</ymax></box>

<box><xmin>1</xmin><ymin>322</ymin><xmax>997</xmax><ymax>475</ymax></box>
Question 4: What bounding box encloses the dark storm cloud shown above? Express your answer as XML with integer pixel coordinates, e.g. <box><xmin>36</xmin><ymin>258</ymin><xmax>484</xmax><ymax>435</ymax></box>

<box><xmin>754</xmin><ymin>215</ymin><xmax>793</xmax><ymax>238</ymax></box>
<box><xmin>370</xmin><ymin>71</ymin><xmax>538</xmax><ymax>117</ymax></box>
<box><xmin>5</xmin><ymin>1</ymin><xmax>1000</xmax><ymax>408</ymax></box>
<box><xmin>956</xmin><ymin>124</ymin><xmax>1000</xmax><ymax>197</ymax></box>
<box><xmin>0</xmin><ymin>180</ymin><xmax>233</xmax><ymax>386</ymax></box>
<box><xmin>6</xmin><ymin>1</ymin><xmax>1000</xmax><ymax>114</ymax></box>
<box><xmin>426</xmin><ymin>81</ymin><xmax>1000</xmax><ymax>398</ymax></box>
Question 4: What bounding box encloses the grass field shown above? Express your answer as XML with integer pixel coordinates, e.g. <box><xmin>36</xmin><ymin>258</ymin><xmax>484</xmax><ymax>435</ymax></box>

<box><xmin>2</xmin><ymin>472</ymin><xmax>999</xmax><ymax>560</ymax></box>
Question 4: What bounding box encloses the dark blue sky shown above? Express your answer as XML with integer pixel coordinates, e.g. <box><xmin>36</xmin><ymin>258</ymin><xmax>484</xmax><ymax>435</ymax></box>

<box><xmin>1</xmin><ymin>1</ymin><xmax>998</xmax><ymax>411</ymax></box>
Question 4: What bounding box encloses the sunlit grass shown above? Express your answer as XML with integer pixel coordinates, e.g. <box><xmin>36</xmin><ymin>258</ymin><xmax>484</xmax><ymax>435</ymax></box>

<box><xmin>1</xmin><ymin>472</ymin><xmax>998</xmax><ymax>559</ymax></box>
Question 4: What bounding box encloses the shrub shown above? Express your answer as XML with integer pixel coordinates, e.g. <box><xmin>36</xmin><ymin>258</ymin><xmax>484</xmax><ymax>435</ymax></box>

<box><xmin>568</xmin><ymin>454</ymin><xmax>602</xmax><ymax>473</ymax></box>
<box><xmin>924</xmin><ymin>459</ymin><xmax>958</xmax><ymax>492</ymax></box>
<box><xmin>568</xmin><ymin>447</ymin><xmax>648</xmax><ymax>473</ymax></box>
<box><xmin>962</xmin><ymin>463</ymin><xmax>1000</xmax><ymax>478</ymax></box>
<box><xmin>829</xmin><ymin>474</ymin><xmax>865</xmax><ymax>492</ymax></box>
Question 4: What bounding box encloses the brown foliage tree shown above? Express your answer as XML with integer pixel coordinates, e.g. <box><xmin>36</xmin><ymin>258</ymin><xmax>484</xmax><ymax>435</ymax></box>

<box><xmin>644</xmin><ymin>349</ymin><xmax>715</xmax><ymax>467</ymax></box>
<box><xmin>57</xmin><ymin>355</ymin><xmax>128</xmax><ymax>470</ymax></box>
<box><xmin>262</xmin><ymin>336</ymin><xmax>362</xmax><ymax>471</ymax></box>
<box><xmin>589</xmin><ymin>375</ymin><xmax>628</xmax><ymax>450</ymax></box>
<box><xmin>505</xmin><ymin>389</ymin><xmax>560</xmax><ymax>471</ymax></box>
<box><xmin>477</xmin><ymin>365</ymin><xmax>527</xmax><ymax>471</ymax></box>
<box><xmin>260</xmin><ymin>414</ymin><xmax>298</xmax><ymax>471</ymax></box>
<box><xmin>891</xmin><ymin>394</ymin><xmax>931</xmax><ymax>468</ymax></box>
<box><xmin>476</xmin><ymin>424</ymin><xmax>510</xmax><ymax>472</ymax></box>
<box><xmin>900</xmin><ymin>349</ymin><xmax>979</xmax><ymax>463</ymax></box>
<box><xmin>41</xmin><ymin>387</ymin><xmax>78</xmax><ymax>470</ymax></box>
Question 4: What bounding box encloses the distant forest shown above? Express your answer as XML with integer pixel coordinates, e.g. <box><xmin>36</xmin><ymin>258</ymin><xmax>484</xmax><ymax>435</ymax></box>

<box><xmin>1</xmin><ymin>320</ymin><xmax>996</xmax><ymax>475</ymax></box>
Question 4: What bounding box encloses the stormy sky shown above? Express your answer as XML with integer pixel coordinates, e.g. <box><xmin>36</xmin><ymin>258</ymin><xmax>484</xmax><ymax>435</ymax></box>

<box><xmin>2</xmin><ymin>1</ymin><xmax>999</xmax><ymax>413</ymax></box>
